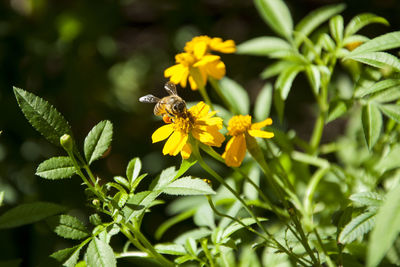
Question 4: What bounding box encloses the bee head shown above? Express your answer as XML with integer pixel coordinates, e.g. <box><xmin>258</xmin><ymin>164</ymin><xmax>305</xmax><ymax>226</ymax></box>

<box><xmin>172</xmin><ymin>101</ymin><xmax>186</xmax><ymax>114</ymax></box>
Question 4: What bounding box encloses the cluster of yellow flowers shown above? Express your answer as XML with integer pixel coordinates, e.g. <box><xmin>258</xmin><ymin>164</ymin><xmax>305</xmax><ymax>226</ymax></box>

<box><xmin>151</xmin><ymin>36</ymin><xmax>274</xmax><ymax>167</ymax></box>
<box><xmin>164</xmin><ymin>36</ymin><xmax>235</xmax><ymax>90</ymax></box>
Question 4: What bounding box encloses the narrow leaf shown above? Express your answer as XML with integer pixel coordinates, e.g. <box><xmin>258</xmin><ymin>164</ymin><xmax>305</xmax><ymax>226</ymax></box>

<box><xmin>339</xmin><ymin>211</ymin><xmax>376</xmax><ymax>244</ymax></box>
<box><xmin>0</xmin><ymin>202</ymin><xmax>66</xmax><ymax>229</ymax></box>
<box><xmin>222</xmin><ymin>217</ymin><xmax>267</xmax><ymax>240</ymax></box>
<box><xmin>13</xmin><ymin>87</ymin><xmax>72</xmax><ymax>146</ymax></box>
<box><xmin>374</xmin><ymin>144</ymin><xmax>400</xmax><ymax>173</ymax></box>
<box><xmin>54</xmin><ymin>215</ymin><xmax>89</xmax><ymax>240</ymax></box>
<box><xmin>295</xmin><ymin>4</ymin><xmax>346</xmax><ymax>45</ymax></box>
<box><xmin>163</xmin><ymin>177</ymin><xmax>216</xmax><ymax>196</ymax></box>
<box><xmin>348</xmin><ymin>51</ymin><xmax>400</xmax><ymax>72</ymax></box>
<box><xmin>84</xmin><ymin>120</ymin><xmax>113</xmax><ymax>164</ymax></box>
<box><xmin>155</xmin><ymin>243</ymin><xmax>186</xmax><ymax>255</ymax></box>
<box><xmin>379</xmin><ymin>104</ymin><xmax>400</xmax><ymax>123</ymax></box>
<box><xmin>345</xmin><ymin>13</ymin><xmax>389</xmax><ymax>37</ymax></box>
<box><xmin>260</xmin><ymin>61</ymin><xmax>295</xmax><ymax>79</ymax></box>
<box><xmin>361</xmin><ymin>103</ymin><xmax>382</xmax><ymax>149</ymax></box>
<box><xmin>330</xmin><ymin>15</ymin><xmax>344</xmax><ymax>42</ymax></box>
<box><xmin>327</xmin><ymin>100</ymin><xmax>348</xmax><ymax>123</ymax></box>
<box><xmin>254</xmin><ymin>0</ymin><xmax>293</xmax><ymax>40</ymax></box>
<box><xmin>350</xmin><ymin>192</ymin><xmax>384</xmax><ymax>207</ymax></box>
<box><xmin>368</xmin><ymin>184</ymin><xmax>400</xmax><ymax>267</ymax></box>
<box><xmin>305</xmin><ymin>65</ymin><xmax>321</xmax><ymax>95</ymax></box>
<box><xmin>275</xmin><ymin>65</ymin><xmax>303</xmax><ymax>99</ymax></box>
<box><xmin>254</xmin><ymin>83</ymin><xmax>273</xmax><ymax>121</ymax></box>
<box><xmin>36</xmin><ymin>156</ymin><xmax>75</xmax><ymax>180</ymax></box>
<box><xmin>274</xmin><ymin>89</ymin><xmax>285</xmax><ymax>122</ymax></box>
<box><xmin>218</xmin><ymin>77</ymin><xmax>250</xmax><ymax>115</ymax></box>
<box><xmin>86</xmin><ymin>238</ymin><xmax>116</xmax><ymax>267</ymax></box>
<box><xmin>355</xmin><ymin>79</ymin><xmax>400</xmax><ymax>98</ymax></box>
<box><xmin>236</xmin><ymin>37</ymin><xmax>291</xmax><ymax>56</ymax></box>
<box><xmin>51</xmin><ymin>245</ymin><xmax>83</xmax><ymax>267</ymax></box>
<box><xmin>370</xmin><ymin>88</ymin><xmax>400</xmax><ymax>103</ymax></box>
<box><xmin>126</xmin><ymin>157</ymin><xmax>141</xmax><ymax>184</ymax></box>
<box><xmin>347</xmin><ymin>31</ymin><xmax>400</xmax><ymax>56</ymax></box>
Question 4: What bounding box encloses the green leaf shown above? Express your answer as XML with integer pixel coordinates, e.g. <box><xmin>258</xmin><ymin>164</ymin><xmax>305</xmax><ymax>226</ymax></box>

<box><xmin>318</xmin><ymin>33</ymin><xmax>336</xmax><ymax>52</ymax></box>
<box><xmin>0</xmin><ymin>202</ymin><xmax>66</xmax><ymax>229</ymax></box>
<box><xmin>305</xmin><ymin>65</ymin><xmax>321</xmax><ymax>95</ymax></box>
<box><xmin>338</xmin><ymin>211</ymin><xmax>376</xmax><ymax>244</ymax></box>
<box><xmin>274</xmin><ymin>89</ymin><xmax>285</xmax><ymax>122</ymax></box>
<box><xmin>123</xmin><ymin>191</ymin><xmax>160</xmax><ymax>221</ymax></box>
<box><xmin>361</xmin><ymin>102</ymin><xmax>382</xmax><ymax>149</ymax></box>
<box><xmin>329</xmin><ymin>15</ymin><xmax>344</xmax><ymax>42</ymax></box>
<box><xmin>13</xmin><ymin>87</ymin><xmax>72</xmax><ymax>146</ymax></box>
<box><xmin>54</xmin><ymin>215</ymin><xmax>89</xmax><ymax>240</ymax></box>
<box><xmin>350</xmin><ymin>192</ymin><xmax>384</xmax><ymax>207</ymax></box>
<box><xmin>368</xmin><ymin>184</ymin><xmax>400</xmax><ymax>267</ymax></box>
<box><xmin>370</xmin><ymin>88</ymin><xmax>400</xmax><ymax>103</ymax></box>
<box><xmin>260</xmin><ymin>61</ymin><xmax>295</xmax><ymax>79</ymax></box>
<box><xmin>113</xmin><ymin>176</ymin><xmax>130</xmax><ymax>190</ymax></box>
<box><xmin>374</xmin><ymin>144</ymin><xmax>400</xmax><ymax>173</ymax></box>
<box><xmin>253</xmin><ymin>0</ymin><xmax>293</xmax><ymax>40</ymax></box>
<box><xmin>0</xmin><ymin>191</ymin><xmax>4</xmax><ymax>207</ymax></box>
<box><xmin>254</xmin><ymin>83</ymin><xmax>273</xmax><ymax>122</ymax></box>
<box><xmin>294</xmin><ymin>4</ymin><xmax>345</xmax><ymax>45</ymax></box>
<box><xmin>155</xmin><ymin>209</ymin><xmax>196</xmax><ymax>240</ymax></box>
<box><xmin>153</xmin><ymin>167</ymin><xmax>177</xmax><ymax>190</ymax></box>
<box><xmin>236</xmin><ymin>37</ymin><xmax>291</xmax><ymax>56</ymax></box>
<box><xmin>379</xmin><ymin>104</ymin><xmax>400</xmax><ymax>123</ymax></box>
<box><xmin>355</xmin><ymin>79</ymin><xmax>400</xmax><ymax>98</ymax></box>
<box><xmin>84</xmin><ymin>120</ymin><xmax>113</xmax><ymax>164</ymax></box>
<box><xmin>347</xmin><ymin>31</ymin><xmax>400</xmax><ymax>56</ymax></box>
<box><xmin>218</xmin><ymin>77</ymin><xmax>250</xmax><ymax>115</ymax></box>
<box><xmin>51</xmin><ymin>245</ymin><xmax>84</xmax><ymax>267</ymax></box>
<box><xmin>194</xmin><ymin>204</ymin><xmax>215</xmax><ymax>229</ymax></box>
<box><xmin>36</xmin><ymin>156</ymin><xmax>75</xmax><ymax>180</ymax></box>
<box><xmin>345</xmin><ymin>13</ymin><xmax>389</xmax><ymax>38</ymax></box>
<box><xmin>343</xmin><ymin>35</ymin><xmax>370</xmax><ymax>46</ymax></box>
<box><xmin>327</xmin><ymin>100</ymin><xmax>348</xmax><ymax>123</ymax></box>
<box><xmin>275</xmin><ymin>65</ymin><xmax>303</xmax><ymax>99</ymax></box>
<box><xmin>222</xmin><ymin>217</ymin><xmax>267</xmax><ymax>240</ymax></box>
<box><xmin>85</xmin><ymin>237</ymin><xmax>116</xmax><ymax>267</ymax></box>
<box><xmin>163</xmin><ymin>177</ymin><xmax>216</xmax><ymax>196</ymax></box>
<box><xmin>175</xmin><ymin>158</ymin><xmax>197</xmax><ymax>180</ymax></box>
<box><xmin>174</xmin><ymin>228</ymin><xmax>212</xmax><ymax>244</ymax></box>
<box><xmin>155</xmin><ymin>243</ymin><xmax>186</xmax><ymax>256</ymax></box>
<box><xmin>347</xmin><ymin>51</ymin><xmax>400</xmax><ymax>72</ymax></box>
<box><xmin>126</xmin><ymin>157</ymin><xmax>141</xmax><ymax>183</ymax></box>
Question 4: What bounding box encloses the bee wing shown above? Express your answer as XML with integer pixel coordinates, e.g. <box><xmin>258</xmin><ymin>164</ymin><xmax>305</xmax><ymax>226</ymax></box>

<box><xmin>139</xmin><ymin>94</ymin><xmax>160</xmax><ymax>103</ymax></box>
<box><xmin>164</xmin><ymin>81</ymin><xmax>178</xmax><ymax>95</ymax></box>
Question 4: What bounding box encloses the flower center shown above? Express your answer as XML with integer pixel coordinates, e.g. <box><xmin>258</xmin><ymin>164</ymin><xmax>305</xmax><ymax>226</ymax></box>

<box><xmin>176</xmin><ymin>53</ymin><xmax>196</xmax><ymax>67</ymax></box>
<box><xmin>227</xmin><ymin>115</ymin><xmax>252</xmax><ymax>136</ymax></box>
<box><xmin>172</xmin><ymin>112</ymin><xmax>194</xmax><ymax>134</ymax></box>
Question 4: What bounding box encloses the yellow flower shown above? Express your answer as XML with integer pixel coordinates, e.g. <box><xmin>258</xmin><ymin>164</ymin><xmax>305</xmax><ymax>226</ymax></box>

<box><xmin>222</xmin><ymin>115</ymin><xmax>274</xmax><ymax>167</ymax></box>
<box><xmin>164</xmin><ymin>52</ymin><xmax>226</xmax><ymax>90</ymax></box>
<box><xmin>152</xmin><ymin>102</ymin><xmax>225</xmax><ymax>159</ymax></box>
<box><xmin>184</xmin><ymin>36</ymin><xmax>236</xmax><ymax>58</ymax></box>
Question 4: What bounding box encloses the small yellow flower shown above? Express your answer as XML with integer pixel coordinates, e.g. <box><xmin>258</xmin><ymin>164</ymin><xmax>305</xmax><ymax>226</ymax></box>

<box><xmin>152</xmin><ymin>102</ymin><xmax>225</xmax><ymax>159</ymax></box>
<box><xmin>184</xmin><ymin>36</ymin><xmax>236</xmax><ymax>58</ymax></box>
<box><xmin>222</xmin><ymin>115</ymin><xmax>274</xmax><ymax>167</ymax></box>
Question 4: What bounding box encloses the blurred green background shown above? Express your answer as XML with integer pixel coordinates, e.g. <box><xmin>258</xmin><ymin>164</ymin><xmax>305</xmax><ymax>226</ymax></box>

<box><xmin>0</xmin><ymin>0</ymin><xmax>399</xmax><ymax>266</ymax></box>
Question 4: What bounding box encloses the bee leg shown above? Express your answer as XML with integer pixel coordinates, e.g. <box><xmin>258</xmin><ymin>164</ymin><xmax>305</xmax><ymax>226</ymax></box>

<box><xmin>163</xmin><ymin>115</ymin><xmax>173</xmax><ymax>124</ymax></box>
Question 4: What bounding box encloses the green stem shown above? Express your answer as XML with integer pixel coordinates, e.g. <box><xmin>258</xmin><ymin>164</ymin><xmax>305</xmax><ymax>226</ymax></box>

<box><xmin>309</xmin><ymin>112</ymin><xmax>325</xmax><ymax>154</ymax></box>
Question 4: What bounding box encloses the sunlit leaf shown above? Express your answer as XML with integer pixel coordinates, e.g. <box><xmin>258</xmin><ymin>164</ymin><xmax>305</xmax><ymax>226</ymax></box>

<box><xmin>361</xmin><ymin>102</ymin><xmax>382</xmax><ymax>149</ymax></box>
<box><xmin>84</xmin><ymin>120</ymin><xmax>113</xmax><ymax>164</ymax></box>
<box><xmin>347</xmin><ymin>51</ymin><xmax>400</xmax><ymax>72</ymax></box>
<box><xmin>254</xmin><ymin>83</ymin><xmax>273</xmax><ymax>121</ymax></box>
<box><xmin>51</xmin><ymin>245</ymin><xmax>84</xmax><ymax>267</ymax></box>
<box><xmin>275</xmin><ymin>65</ymin><xmax>304</xmax><ymax>99</ymax></box>
<box><xmin>350</xmin><ymin>192</ymin><xmax>384</xmax><ymax>207</ymax></box>
<box><xmin>347</xmin><ymin>31</ymin><xmax>400</xmax><ymax>56</ymax></box>
<box><xmin>236</xmin><ymin>37</ymin><xmax>291</xmax><ymax>56</ymax></box>
<box><xmin>13</xmin><ymin>87</ymin><xmax>72</xmax><ymax>146</ymax></box>
<box><xmin>36</xmin><ymin>156</ymin><xmax>75</xmax><ymax>180</ymax></box>
<box><xmin>327</xmin><ymin>100</ymin><xmax>348</xmax><ymax>123</ymax></box>
<box><xmin>218</xmin><ymin>77</ymin><xmax>250</xmax><ymax>115</ymax></box>
<box><xmin>163</xmin><ymin>177</ymin><xmax>216</xmax><ymax>196</ymax></box>
<box><xmin>344</xmin><ymin>13</ymin><xmax>389</xmax><ymax>37</ymax></box>
<box><xmin>379</xmin><ymin>104</ymin><xmax>400</xmax><ymax>123</ymax></box>
<box><xmin>222</xmin><ymin>217</ymin><xmax>267</xmax><ymax>240</ymax></box>
<box><xmin>155</xmin><ymin>243</ymin><xmax>186</xmax><ymax>256</ymax></box>
<box><xmin>254</xmin><ymin>0</ymin><xmax>293</xmax><ymax>40</ymax></box>
<box><xmin>329</xmin><ymin>15</ymin><xmax>344</xmax><ymax>42</ymax></box>
<box><xmin>305</xmin><ymin>65</ymin><xmax>321</xmax><ymax>95</ymax></box>
<box><xmin>260</xmin><ymin>61</ymin><xmax>296</xmax><ymax>79</ymax></box>
<box><xmin>355</xmin><ymin>79</ymin><xmax>400</xmax><ymax>98</ymax></box>
<box><xmin>85</xmin><ymin>237</ymin><xmax>116</xmax><ymax>267</ymax></box>
<box><xmin>339</xmin><ymin>211</ymin><xmax>376</xmax><ymax>244</ymax></box>
<box><xmin>54</xmin><ymin>215</ymin><xmax>89</xmax><ymax>240</ymax></box>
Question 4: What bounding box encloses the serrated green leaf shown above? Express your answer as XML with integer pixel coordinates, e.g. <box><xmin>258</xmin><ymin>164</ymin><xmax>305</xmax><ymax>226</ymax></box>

<box><xmin>348</xmin><ymin>51</ymin><xmax>400</xmax><ymax>72</ymax></box>
<box><xmin>379</xmin><ymin>104</ymin><xmax>400</xmax><ymax>123</ymax></box>
<box><xmin>54</xmin><ymin>214</ymin><xmax>89</xmax><ymax>240</ymax></box>
<box><xmin>155</xmin><ymin>243</ymin><xmax>186</xmax><ymax>256</ymax></box>
<box><xmin>370</xmin><ymin>87</ymin><xmax>400</xmax><ymax>103</ymax></box>
<box><xmin>318</xmin><ymin>33</ymin><xmax>336</xmax><ymax>52</ymax></box>
<box><xmin>368</xmin><ymin>184</ymin><xmax>400</xmax><ymax>267</ymax></box>
<box><xmin>153</xmin><ymin>167</ymin><xmax>177</xmax><ymax>190</ymax></box>
<box><xmin>275</xmin><ymin>65</ymin><xmax>303</xmax><ymax>99</ymax></box>
<box><xmin>330</xmin><ymin>15</ymin><xmax>344</xmax><ymax>42</ymax></box>
<box><xmin>113</xmin><ymin>176</ymin><xmax>130</xmax><ymax>190</ymax></box>
<box><xmin>347</xmin><ymin>31</ymin><xmax>400</xmax><ymax>56</ymax></box>
<box><xmin>123</xmin><ymin>191</ymin><xmax>159</xmax><ymax>222</ymax></box>
<box><xmin>254</xmin><ymin>83</ymin><xmax>273</xmax><ymax>122</ymax></box>
<box><xmin>295</xmin><ymin>4</ymin><xmax>345</xmax><ymax>46</ymax></box>
<box><xmin>13</xmin><ymin>87</ymin><xmax>72</xmax><ymax>146</ymax></box>
<box><xmin>163</xmin><ymin>177</ymin><xmax>216</xmax><ymax>196</ymax></box>
<box><xmin>36</xmin><ymin>156</ymin><xmax>75</xmax><ymax>180</ymax></box>
<box><xmin>0</xmin><ymin>202</ymin><xmax>66</xmax><ymax>229</ymax></box>
<box><xmin>355</xmin><ymin>79</ymin><xmax>400</xmax><ymax>98</ymax></box>
<box><xmin>218</xmin><ymin>77</ymin><xmax>250</xmax><ymax>115</ymax></box>
<box><xmin>345</xmin><ymin>13</ymin><xmax>389</xmax><ymax>38</ymax></box>
<box><xmin>327</xmin><ymin>100</ymin><xmax>348</xmax><ymax>123</ymax></box>
<box><xmin>84</xmin><ymin>120</ymin><xmax>113</xmax><ymax>164</ymax></box>
<box><xmin>339</xmin><ymin>211</ymin><xmax>376</xmax><ymax>244</ymax></box>
<box><xmin>51</xmin><ymin>245</ymin><xmax>84</xmax><ymax>267</ymax></box>
<box><xmin>350</xmin><ymin>192</ymin><xmax>384</xmax><ymax>207</ymax></box>
<box><xmin>253</xmin><ymin>0</ymin><xmax>293</xmax><ymax>40</ymax></box>
<box><xmin>236</xmin><ymin>37</ymin><xmax>291</xmax><ymax>56</ymax></box>
<box><xmin>194</xmin><ymin>204</ymin><xmax>215</xmax><ymax>229</ymax></box>
<box><xmin>362</xmin><ymin>102</ymin><xmax>382</xmax><ymax>149</ymax></box>
<box><xmin>86</xmin><ymin>238</ymin><xmax>116</xmax><ymax>267</ymax></box>
<box><xmin>222</xmin><ymin>218</ymin><xmax>267</xmax><ymax>240</ymax></box>
<box><xmin>126</xmin><ymin>157</ymin><xmax>141</xmax><ymax>183</ymax></box>
<box><xmin>260</xmin><ymin>61</ymin><xmax>295</xmax><ymax>79</ymax></box>
<box><xmin>305</xmin><ymin>65</ymin><xmax>321</xmax><ymax>95</ymax></box>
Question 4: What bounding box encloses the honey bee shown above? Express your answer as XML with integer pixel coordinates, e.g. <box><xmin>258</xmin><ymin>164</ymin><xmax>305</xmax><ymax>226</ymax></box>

<box><xmin>139</xmin><ymin>82</ymin><xmax>187</xmax><ymax>122</ymax></box>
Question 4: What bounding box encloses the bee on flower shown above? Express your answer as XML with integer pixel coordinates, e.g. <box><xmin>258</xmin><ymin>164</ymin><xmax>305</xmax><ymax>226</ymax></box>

<box><xmin>164</xmin><ymin>35</ymin><xmax>236</xmax><ymax>90</ymax></box>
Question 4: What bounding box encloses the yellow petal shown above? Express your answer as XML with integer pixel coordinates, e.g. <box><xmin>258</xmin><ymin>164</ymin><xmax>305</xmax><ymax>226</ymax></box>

<box><xmin>194</xmin><ymin>55</ymin><xmax>220</xmax><ymax>67</ymax></box>
<box><xmin>205</xmin><ymin>60</ymin><xmax>226</xmax><ymax>80</ymax></box>
<box><xmin>194</xmin><ymin>41</ymin><xmax>208</xmax><ymax>59</ymax></box>
<box><xmin>222</xmin><ymin>134</ymin><xmax>247</xmax><ymax>167</ymax></box>
<box><xmin>165</xmin><ymin>64</ymin><xmax>189</xmax><ymax>87</ymax></box>
<box><xmin>192</xmin><ymin>125</ymin><xmax>225</xmax><ymax>147</ymax></box>
<box><xmin>162</xmin><ymin>131</ymin><xmax>188</xmax><ymax>156</ymax></box>
<box><xmin>188</xmin><ymin>75</ymin><xmax>198</xmax><ymax>90</ymax></box>
<box><xmin>152</xmin><ymin>124</ymin><xmax>174</xmax><ymax>143</ymax></box>
<box><xmin>251</xmin><ymin>118</ymin><xmax>273</xmax><ymax>130</ymax></box>
<box><xmin>181</xmin><ymin>143</ymin><xmax>192</xmax><ymax>159</ymax></box>
<box><xmin>210</xmin><ymin>38</ymin><xmax>236</xmax><ymax>53</ymax></box>
<box><xmin>248</xmin><ymin>129</ymin><xmax>274</xmax><ymax>139</ymax></box>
